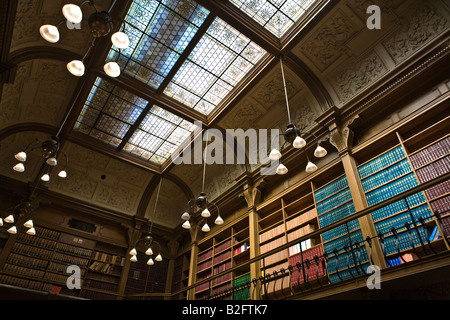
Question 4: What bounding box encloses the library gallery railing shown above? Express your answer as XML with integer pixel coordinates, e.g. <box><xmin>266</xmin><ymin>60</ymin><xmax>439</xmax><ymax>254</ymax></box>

<box><xmin>180</xmin><ymin>171</ymin><xmax>450</xmax><ymax>300</ymax></box>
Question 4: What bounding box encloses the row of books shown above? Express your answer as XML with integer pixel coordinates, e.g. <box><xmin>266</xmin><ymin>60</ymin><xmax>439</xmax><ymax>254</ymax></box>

<box><xmin>358</xmin><ymin>145</ymin><xmax>406</xmax><ymax>180</ymax></box>
<box><xmin>287</xmin><ymin>224</ymin><xmax>315</xmax><ymax>243</ymax></box>
<box><xmin>259</xmin><ymin>223</ymin><xmax>284</xmax><ymax>243</ymax></box>
<box><xmin>17</xmin><ymin>233</ymin><xmax>58</xmax><ymax>250</ymax></box>
<box><xmin>409</xmin><ymin>136</ymin><xmax>450</xmax><ymax>169</ymax></box>
<box><xmin>232</xmin><ymin>274</ymin><xmax>251</xmax><ymax>300</ymax></box>
<box><xmin>196</xmin><ymin>272</ymin><xmax>211</xmax><ymax>292</ymax></box>
<box><xmin>214</xmin><ymin>250</ymin><xmax>231</xmax><ymax>264</ymax></box>
<box><xmin>83</xmin><ymin>279</ymin><xmax>118</xmax><ymax>292</ymax></box>
<box><xmin>322</xmin><ymin>229</ymin><xmax>366</xmax><ymax>257</ymax></box>
<box><xmin>47</xmin><ymin>261</ymin><xmax>86</xmax><ymax>276</ymax></box>
<box><xmin>380</xmin><ymin>227</ymin><xmax>429</xmax><ymax>255</ymax></box>
<box><xmin>321</xmin><ymin>219</ymin><xmax>361</xmax><ymax>243</ymax></box>
<box><xmin>387</xmin><ymin>253</ymin><xmax>418</xmax><ymax>267</ymax></box>
<box><xmin>215</xmin><ymin>239</ymin><xmax>232</xmax><ymax>255</ymax></box>
<box><xmin>431</xmin><ymin>195</ymin><xmax>450</xmax><ymax>216</ymax></box>
<box><xmin>361</xmin><ymin>159</ymin><xmax>412</xmax><ymax>192</ymax></box>
<box><xmin>285</xmin><ymin>208</ymin><xmax>317</xmax><ymax>230</ymax></box>
<box><xmin>212</xmin><ymin>261</ymin><xmax>232</xmax><ymax>286</ymax></box>
<box><xmin>316</xmin><ymin>187</ymin><xmax>352</xmax><ymax>214</ymax></box>
<box><xmin>44</xmin><ymin>271</ymin><xmax>71</xmax><ymax>284</ymax></box>
<box><xmin>424</xmin><ymin>180</ymin><xmax>450</xmax><ymax>201</ymax></box>
<box><xmin>318</xmin><ymin>201</ymin><xmax>356</xmax><ymax>228</ymax></box>
<box><xmin>0</xmin><ymin>274</ymin><xmax>43</xmax><ymax>291</ymax></box>
<box><xmin>288</xmin><ymin>239</ymin><xmax>313</xmax><ymax>256</ymax></box>
<box><xmin>365</xmin><ymin>173</ymin><xmax>419</xmax><ymax>206</ymax></box>
<box><xmin>91</xmin><ymin>251</ymin><xmax>125</xmax><ymax>266</ymax></box>
<box><xmin>198</xmin><ymin>248</ymin><xmax>213</xmax><ymax>263</ymax></box>
<box><xmin>30</xmin><ymin>226</ymin><xmax>60</xmax><ymax>241</ymax></box>
<box><xmin>288</xmin><ymin>245</ymin><xmax>325</xmax><ymax>284</ymax></box>
<box><xmin>416</xmin><ymin>156</ymin><xmax>450</xmax><ymax>183</ymax></box>
<box><xmin>211</xmin><ymin>282</ymin><xmax>232</xmax><ymax>297</ymax></box>
<box><xmin>12</xmin><ymin>242</ymin><xmax>53</xmax><ymax>260</ymax></box>
<box><xmin>234</xmin><ymin>242</ymin><xmax>249</xmax><ymax>255</ymax></box>
<box><xmin>314</xmin><ymin>175</ymin><xmax>349</xmax><ymax>203</ymax></box>
<box><xmin>329</xmin><ymin>263</ymin><xmax>370</xmax><ymax>283</ymax></box>
<box><xmin>7</xmin><ymin>253</ymin><xmax>48</xmax><ymax>270</ymax></box>
<box><xmin>56</xmin><ymin>242</ymin><xmax>93</xmax><ymax>258</ymax></box>
<box><xmin>4</xmin><ymin>263</ymin><xmax>46</xmax><ymax>278</ymax></box>
<box><xmin>53</xmin><ymin>252</ymin><xmax>90</xmax><ymax>268</ymax></box>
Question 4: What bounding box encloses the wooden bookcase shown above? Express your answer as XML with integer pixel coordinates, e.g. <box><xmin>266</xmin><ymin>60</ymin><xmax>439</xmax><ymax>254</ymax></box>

<box><xmin>171</xmin><ymin>251</ymin><xmax>190</xmax><ymax>300</ymax></box>
<box><xmin>0</xmin><ymin>224</ymin><xmax>126</xmax><ymax>299</ymax></box>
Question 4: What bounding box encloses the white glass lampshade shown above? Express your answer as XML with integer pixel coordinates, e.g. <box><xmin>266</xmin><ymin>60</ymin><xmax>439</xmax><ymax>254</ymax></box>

<box><xmin>181</xmin><ymin>211</ymin><xmax>190</xmax><ymax>220</ymax></box>
<box><xmin>215</xmin><ymin>215</ymin><xmax>224</xmax><ymax>225</ymax></box>
<box><xmin>201</xmin><ymin>208</ymin><xmax>211</xmax><ymax>218</ymax></box>
<box><xmin>13</xmin><ymin>163</ymin><xmax>25</xmax><ymax>173</ymax></box>
<box><xmin>26</xmin><ymin>228</ymin><xmax>36</xmax><ymax>236</ymax></box>
<box><xmin>182</xmin><ymin>220</ymin><xmax>191</xmax><ymax>229</ymax></box>
<box><xmin>41</xmin><ymin>173</ymin><xmax>50</xmax><ymax>182</ymax></box>
<box><xmin>103</xmin><ymin>62</ymin><xmax>121</xmax><ymax>78</ymax></box>
<box><xmin>46</xmin><ymin>157</ymin><xmax>58</xmax><ymax>166</ymax></box>
<box><xmin>314</xmin><ymin>145</ymin><xmax>327</xmax><ymax>158</ymax></box>
<box><xmin>269</xmin><ymin>148</ymin><xmax>281</xmax><ymax>161</ymax></box>
<box><xmin>62</xmin><ymin>4</ymin><xmax>83</xmax><ymax>24</ymax></box>
<box><xmin>15</xmin><ymin>152</ymin><xmax>27</xmax><ymax>162</ymax></box>
<box><xmin>147</xmin><ymin>258</ymin><xmax>154</xmax><ymax>265</ymax></box>
<box><xmin>4</xmin><ymin>215</ymin><xmax>14</xmax><ymax>224</ymax></box>
<box><xmin>276</xmin><ymin>163</ymin><xmax>288</xmax><ymax>175</ymax></box>
<box><xmin>0</xmin><ymin>218</ymin><xmax>3</xmax><ymax>227</ymax></box>
<box><xmin>145</xmin><ymin>248</ymin><xmax>153</xmax><ymax>256</ymax></box>
<box><xmin>129</xmin><ymin>248</ymin><xmax>137</xmax><ymax>256</ymax></box>
<box><xmin>7</xmin><ymin>226</ymin><xmax>17</xmax><ymax>234</ymax></box>
<box><xmin>293</xmin><ymin>136</ymin><xmax>306</xmax><ymax>149</ymax></box>
<box><xmin>155</xmin><ymin>254</ymin><xmax>162</xmax><ymax>262</ymax></box>
<box><xmin>306</xmin><ymin>161</ymin><xmax>318</xmax><ymax>173</ymax></box>
<box><xmin>58</xmin><ymin>170</ymin><xmax>67</xmax><ymax>178</ymax></box>
<box><xmin>130</xmin><ymin>255</ymin><xmax>137</xmax><ymax>262</ymax></box>
<box><xmin>202</xmin><ymin>222</ymin><xmax>210</xmax><ymax>232</ymax></box>
<box><xmin>24</xmin><ymin>219</ymin><xmax>33</xmax><ymax>228</ymax></box>
<box><xmin>67</xmin><ymin>60</ymin><xmax>85</xmax><ymax>77</ymax></box>
<box><xmin>39</xmin><ymin>25</ymin><xmax>60</xmax><ymax>43</ymax></box>
<box><xmin>111</xmin><ymin>31</ymin><xmax>130</xmax><ymax>49</ymax></box>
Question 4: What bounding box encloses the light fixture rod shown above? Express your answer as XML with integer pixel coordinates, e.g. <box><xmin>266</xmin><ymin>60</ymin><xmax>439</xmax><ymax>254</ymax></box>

<box><xmin>280</xmin><ymin>57</ymin><xmax>291</xmax><ymax>124</ymax></box>
<box><xmin>149</xmin><ymin>176</ymin><xmax>163</xmax><ymax>233</ymax></box>
<box><xmin>202</xmin><ymin>131</ymin><xmax>209</xmax><ymax>194</ymax></box>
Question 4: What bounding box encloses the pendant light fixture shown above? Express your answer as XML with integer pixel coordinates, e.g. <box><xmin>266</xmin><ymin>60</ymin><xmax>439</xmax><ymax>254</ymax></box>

<box><xmin>40</xmin><ymin>0</ymin><xmax>129</xmax><ymax>78</ymax></box>
<box><xmin>128</xmin><ymin>177</ymin><xmax>164</xmax><ymax>264</ymax></box>
<box><xmin>1</xmin><ymin>199</ymin><xmax>37</xmax><ymax>236</ymax></box>
<box><xmin>270</xmin><ymin>57</ymin><xmax>327</xmax><ymax>175</ymax></box>
<box><xmin>180</xmin><ymin>132</ymin><xmax>223</xmax><ymax>232</ymax></box>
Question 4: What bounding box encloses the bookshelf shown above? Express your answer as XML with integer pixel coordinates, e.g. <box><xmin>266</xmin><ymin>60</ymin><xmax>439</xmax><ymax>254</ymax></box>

<box><xmin>0</xmin><ymin>224</ymin><xmax>127</xmax><ymax>299</ymax></box>
<box><xmin>313</xmin><ymin>173</ymin><xmax>370</xmax><ymax>283</ymax></box>
<box><xmin>171</xmin><ymin>251</ymin><xmax>190</xmax><ymax>300</ymax></box>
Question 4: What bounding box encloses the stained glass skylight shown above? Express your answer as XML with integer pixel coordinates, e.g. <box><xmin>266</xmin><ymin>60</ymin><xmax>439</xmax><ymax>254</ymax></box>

<box><xmin>74</xmin><ymin>77</ymin><xmax>198</xmax><ymax>165</ymax></box>
<box><xmin>163</xmin><ymin>17</ymin><xmax>267</xmax><ymax>114</ymax></box>
<box><xmin>229</xmin><ymin>0</ymin><xmax>316</xmax><ymax>37</ymax></box>
<box><xmin>106</xmin><ymin>0</ymin><xmax>210</xmax><ymax>89</ymax></box>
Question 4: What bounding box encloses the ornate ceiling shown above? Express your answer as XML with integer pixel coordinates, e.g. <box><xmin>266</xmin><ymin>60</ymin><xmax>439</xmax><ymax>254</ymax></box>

<box><xmin>0</xmin><ymin>0</ymin><xmax>448</xmax><ymax>233</ymax></box>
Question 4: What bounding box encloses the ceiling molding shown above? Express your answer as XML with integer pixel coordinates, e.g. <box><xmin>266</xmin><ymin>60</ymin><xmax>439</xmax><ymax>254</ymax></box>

<box><xmin>9</xmin><ymin>46</ymin><xmax>79</xmax><ymax>66</ymax></box>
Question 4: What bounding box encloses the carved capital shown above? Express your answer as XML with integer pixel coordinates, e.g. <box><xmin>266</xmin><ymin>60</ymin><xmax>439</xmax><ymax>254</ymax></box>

<box><xmin>241</xmin><ymin>178</ymin><xmax>266</xmax><ymax>208</ymax></box>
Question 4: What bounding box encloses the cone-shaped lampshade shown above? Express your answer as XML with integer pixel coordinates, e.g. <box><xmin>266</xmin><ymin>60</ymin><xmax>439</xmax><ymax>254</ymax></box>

<box><xmin>182</xmin><ymin>220</ymin><xmax>191</xmax><ymax>229</ymax></box>
<box><xmin>314</xmin><ymin>145</ymin><xmax>327</xmax><ymax>158</ymax></box>
<box><xmin>67</xmin><ymin>60</ymin><xmax>85</xmax><ymax>77</ymax></box>
<box><xmin>293</xmin><ymin>136</ymin><xmax>306</xmax><ymax>149</ymax></box>
<box><xmin>15</xmin><ymin>152</ymin><xmax>27</xmax><ymax>162</ymax></box>
<box><xmin>147</xmin><ymin>258</ymin><xmax>154</xmax><ymax>265</ymax></box>
<box><xmin>41</xmin><ymin>173</ymin><xmax>50</xmax><ymax>182</ymax></box>
<box><xmin>46</xmin><ymin>157</ymin><xmax>58</xmax><ymax>166</ymax></box>
<box><xmin>215</xmin><ymin>215</ymin><xmax>224</xmax><ymax>225</ymax></box>
<box><xmin>201</xmin><ymin>208</ymin><xmax>210</xmax><ymax>218</ymax></box>
<box><xmin>202</xmin><ymin>222</ymin><xmax>210</xmax><ymax>232</ymax></box>
<box><xmin>306</xmin><ymin>161</ymin><xmax>318</xmax><ymax>173</ymax></box>
<box><xmin>26</xmin><ymin>228</ymin><xmax>36</xmax><ymax>236</ymax></box>
<box><xmin>130</xmin><ymin>255</ymin><xmax>137</xmax><ymax>262</ymax></box>
<box><xmin>276</xmin><ymin>163</ymin><xmax>288</xmax><ymax>175</ymax></box>
<box><xmin>155</xmin><ymin>254</ymin><xmax>162</xmax><ymax>262</ymax></box>
<box><xmin>62</xmin><ymin>4</ymin><xmax>83</xmax><ymax>24</ymax></box>
<box><xmin>0</xmin><ymin>218</ymin><xmax>3</xmax><ymax>227</ymax></box>
<box><xmin>24</xmin><ymin>219</ymin><xmax>33</xmax><ymax>228</ymax></box>
<box><xmin>129</xmin><ymin>248</ymin><xmax>137</xmax><ymax>256</ymax></box>
<box><xmin>181</xmin><ymin>211</ymin><xmax>190</xmax><ymax>220</ymax></box>
<box><xmin>58</xmin><ymin>170</ymin><xmax>67</xmax><ymax>178</ymax></box>
<box><xmin>7</xmin><ymin>226</ymin><xmax>17</xmax><ymax>234</ymax></box>
<box><xmin>39</xmin><ymin>25</ymin><xmax>60</xmax><ymax>43</ymax></box>
<box><xmin>111</xmin><ymin>31</ymin><xmax>130</xmax><ymax>49</ymax></box>
<box><xmin>269</xmin><ymin>149</ymin><xmax>281</xmax><ymax>161</ymax></box>
<box><xmin>13</xmin><ymin>163</ymin><xmax>25</xmax><ymax>173</ymax></box>
<box><xmin>103</xmin><ymin>62</ymin><xmax>121</xmax><ymax>78</ymax></box>
<box><xmin>4</xmin><ymin>215</ymin><xmax>14</xmax><ymax>224</ymax></box>
<box><xmin>145</xmin><ymin>248</ymin><xmax>153</xmax><ymax>256</ymax></box>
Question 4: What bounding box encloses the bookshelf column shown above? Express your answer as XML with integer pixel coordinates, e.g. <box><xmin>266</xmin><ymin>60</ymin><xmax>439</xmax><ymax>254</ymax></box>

<box><xmin>242</xmin><ymin>180</ymin><xmax>264</xmax><ymax>300</ymax></box>
<box><xmin>326</xmin><ymin>111</ymin><xmax>387</xmax><ymax>269</ymax></box>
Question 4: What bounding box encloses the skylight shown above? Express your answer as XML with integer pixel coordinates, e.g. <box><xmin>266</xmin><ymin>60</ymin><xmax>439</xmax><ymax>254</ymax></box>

<box><xmin>229</xmin><ymin>0</ymin><xmax>316</xmax><ymax>37</ymax></box>
<box><xmin>74</xmin><ymin>77</ymin><xmax>197</xmax><ymax>165</ymax></box>
<box><xmin>163</xmin><ymin>17</ymin><xmax>266</xmax><ymax>114</ymax></box>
